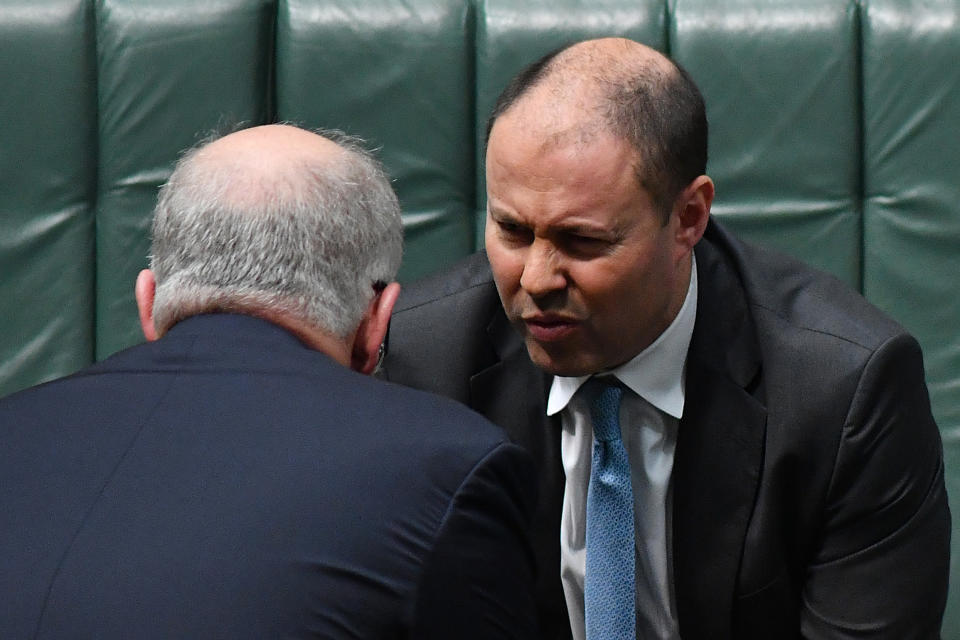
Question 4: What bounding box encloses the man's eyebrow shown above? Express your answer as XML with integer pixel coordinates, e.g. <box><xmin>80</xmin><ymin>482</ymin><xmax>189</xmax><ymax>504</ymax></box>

<box><xmin>553</xmin><ymin>218</ymin><xmax>619</xmax><ymax>238</ymax></box>
<box><xmin>489</xmin><ymin>206</ymin><xmax>620</xmax><ymax>238</ymax></box>
<box><xmin>487</xmin><ymin>205</ymin><xmax>522</xmax><ymax>223</ymax></box>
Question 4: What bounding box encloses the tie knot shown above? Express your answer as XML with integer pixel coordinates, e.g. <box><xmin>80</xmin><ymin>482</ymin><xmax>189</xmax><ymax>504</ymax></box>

<box><xmin>584</xmin><ymin>378</ymin><xmax>624</xmax><ymax>442</ymax></box>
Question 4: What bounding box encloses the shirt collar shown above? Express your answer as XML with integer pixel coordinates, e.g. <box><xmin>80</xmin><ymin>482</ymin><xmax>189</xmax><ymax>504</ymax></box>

<box><xmin>546</xmin><ymin>254</ymin><xmax>698</xmax><ymax>419</ymax></box>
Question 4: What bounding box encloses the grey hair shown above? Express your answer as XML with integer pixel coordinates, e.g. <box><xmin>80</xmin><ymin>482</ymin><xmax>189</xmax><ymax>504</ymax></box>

<box><xmin>149</xmin><ymin>128</ymin><xmax>403</xmax><ymax>338</ymax></box>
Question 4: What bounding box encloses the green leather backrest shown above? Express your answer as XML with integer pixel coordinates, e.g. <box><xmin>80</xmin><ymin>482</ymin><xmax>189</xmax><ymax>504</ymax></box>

<box><xmin>0</xmin><ymin>0</ymin><xmax>96</xmax><ymax>392</ymax></box>
<box><xmin>675</xmin><ymin>0</ymin><xmax>862</xmax><ymax>289</ymax></box>
<box><xmin>2</xmin><ymin>0</ymin><xmax>959</xmax><ymax>632</ymax></box>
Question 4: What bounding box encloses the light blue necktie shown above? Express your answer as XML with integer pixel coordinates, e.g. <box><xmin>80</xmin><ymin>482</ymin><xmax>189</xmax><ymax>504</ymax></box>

<box><xmin>584</xmin><ymin>378</ymin><xmax>635</xmax><ymax>640</ymax></box>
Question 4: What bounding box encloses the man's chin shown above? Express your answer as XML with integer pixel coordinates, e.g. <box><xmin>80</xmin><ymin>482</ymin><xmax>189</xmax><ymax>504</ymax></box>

<box><xmin>524</xmin><ymin>339</ymin><xmax>598</xmax><ymax>378</ymax></box>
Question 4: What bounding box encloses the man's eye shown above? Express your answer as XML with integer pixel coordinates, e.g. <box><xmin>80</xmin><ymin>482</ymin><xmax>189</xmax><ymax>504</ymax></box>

<box><xmin>572</xmin><ymin>235</ymin><xmax>602</xmax><ymax>245</ymax></box>
<box><xmin>564</xmin><ymin>234</ymin><xmax>610</xmax><ymax>256</ymax></box>
<box><xmin>498</xmin><ymin>221</ymin><xmax>531</xmax><ymax>240</ymax></box>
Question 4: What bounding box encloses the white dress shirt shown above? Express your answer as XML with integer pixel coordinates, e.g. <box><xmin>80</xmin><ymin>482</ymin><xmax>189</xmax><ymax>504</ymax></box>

<box><xmin>548</xmin><ymin>256</ymin><xmax>697</xmax><ymax>640</ymax></box>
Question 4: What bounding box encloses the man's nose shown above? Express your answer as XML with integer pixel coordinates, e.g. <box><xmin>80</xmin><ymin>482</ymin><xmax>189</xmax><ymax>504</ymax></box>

<box><xmin>519</xmin><ymin>241</ymin><xmax>566</xmax><ymax>298</ymax></box>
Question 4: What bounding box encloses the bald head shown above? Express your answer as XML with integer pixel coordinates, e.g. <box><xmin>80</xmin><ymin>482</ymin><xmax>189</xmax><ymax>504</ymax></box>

<box><xmin>200</xmin><ymin>124</ymin><xmax>347</xmax><ymax>168</ymax></box>
<box><xmin>148</xmin><ymin>124</ymin><xmax>403</xmax><ymax>340</ymax></box>
<box><xmin>534</xmin><ymin>37</ymin><xmax>674</xmax><ymax>103</ymax></box>
<box><xmin>188</xmin><ymin>124</ymin><xmax>354</xmax><ymax>210</ymax></box>
<box><xmin>486</xmin><ymin>37</ymin><xmax>708</xmax><ymax>219</ymax></box>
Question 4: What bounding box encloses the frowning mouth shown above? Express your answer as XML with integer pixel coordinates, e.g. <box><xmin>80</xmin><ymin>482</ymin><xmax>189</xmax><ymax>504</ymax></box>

<box><xmin>522</xmin><ymin>314</ymin><xmax>580</xmax><ymax>342</ymax></box>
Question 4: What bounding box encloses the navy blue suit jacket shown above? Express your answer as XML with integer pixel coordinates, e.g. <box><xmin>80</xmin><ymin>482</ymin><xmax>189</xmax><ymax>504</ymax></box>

<box><xmin>382</xmin><ymin>219</ymin><xmax>950</xmax><ymax>639</ymax></box>
<box><xmin>0</xmin><ymin>314</ymin><xmax>539</xmax><ymax>639</ymax></box>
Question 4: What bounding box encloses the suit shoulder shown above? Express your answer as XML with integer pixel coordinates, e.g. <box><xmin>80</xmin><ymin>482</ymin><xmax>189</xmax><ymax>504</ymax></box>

<box><xmin>383</xmin><ymin>254</ymin><xmax>504</xmax><ymax>400</ymax></box>
<box><xmin>704</xmin><ymin>221</ymin><xmax>906</xmax><ymax>351</ymax></box>
<box><xmin>395</xmin><ymin>252</ymin><xmax>497</xmax><ymax>314</ymax></box>
<box><xmin>371</xmin><ymin>374</ymin><xmax>509</xmax><ymax>445</ymax></box>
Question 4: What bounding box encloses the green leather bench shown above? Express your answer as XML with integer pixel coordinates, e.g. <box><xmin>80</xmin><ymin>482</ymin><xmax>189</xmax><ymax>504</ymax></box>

<box><xmin>2</xmin><ymin>0</ymin><xmax>958</xmax><ymax>632</ymax></box>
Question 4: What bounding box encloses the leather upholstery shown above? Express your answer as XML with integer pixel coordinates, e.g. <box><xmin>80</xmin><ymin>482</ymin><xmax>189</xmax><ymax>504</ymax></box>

<box><xmin>675</xmin><ymin>0</ymin><xmax>863</xmax><ymax>288</ymax></box>
<box><xmin>0</xmin><ymin>0</ymin><xmax>96</xmax><ymax>390</ymax></box>
<box><xmin>1</xmin><ymin>0</ymin><xmax>958</xmax><ymax>632</ymax></box>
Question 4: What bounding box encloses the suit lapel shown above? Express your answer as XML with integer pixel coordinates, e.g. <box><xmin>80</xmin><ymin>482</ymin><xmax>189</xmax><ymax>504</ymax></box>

<box><xmin>470</xmin><ymin>310</ymin><xmax>552</xmax><ymax>451</ymax></box>
<box><xmin>672</xmin><ymin>234</ymin><xmax>767</xmax><ymax>638</ymax></box>
<box><xmin>469</xmin><ymin>309</ymin><xmax>572</xmax><ymax>639</ymax></box>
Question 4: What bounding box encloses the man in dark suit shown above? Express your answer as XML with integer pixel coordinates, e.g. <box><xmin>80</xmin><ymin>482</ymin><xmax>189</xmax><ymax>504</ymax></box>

<box><xmin>0</xmin><ymin>124</ymin><xmax>539</xmax><ymax>639</ymax></box>
<box><xmin>382</xmin><ymin>38</ymin><xmax>950</xmax><ymax>638</ymax></box>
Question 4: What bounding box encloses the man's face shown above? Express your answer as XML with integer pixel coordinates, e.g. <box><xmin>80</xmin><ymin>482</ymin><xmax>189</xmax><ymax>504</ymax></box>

<box><xmin>484</xmin><ymin>115</ymin><xmax>690</xmax><ymax>377</ymax></box>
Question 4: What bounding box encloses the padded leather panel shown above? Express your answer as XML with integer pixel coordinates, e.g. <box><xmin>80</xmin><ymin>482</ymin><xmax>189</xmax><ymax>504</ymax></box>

<box><xmin>94</xmin><ymin>0</ymin><xmax>273</xmax><ymax>358</ymax></box>
<box><xmin>474</xmin><ymin>0</ymin><xmax>666</xmax><ymax>244</ymax></box>
<box><xmin>0</xmin><ymin>0</ymin><xmax>96</xmax><ymax>397</ymax></box>
<box><xmin>863</xmin><ymin>0</ymin><xmax>960</xmax><ymax>435</ymax></box>
<box><xmin>862</xmin><ymin>2</ymin><xmax>960</xmax><ymax>632</ymax></box>
<box><xmin>276</xmin><ymin>0</ymin><xmax>475</xmax><ymax>282</ymax></box>
<box><xmin>673</xmin><ymin>0</ymin><xmax>861</xmax><ymax>288</ymax></box>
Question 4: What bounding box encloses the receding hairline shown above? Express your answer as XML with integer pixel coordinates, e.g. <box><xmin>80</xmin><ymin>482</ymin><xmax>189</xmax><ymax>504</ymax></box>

<box><xmin>490</xmin><ymin>38</ymin><xmax>680</xmax><ymax>134</ymax></box>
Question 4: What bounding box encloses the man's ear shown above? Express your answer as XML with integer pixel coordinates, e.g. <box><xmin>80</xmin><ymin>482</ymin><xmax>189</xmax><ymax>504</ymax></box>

<box><xmin>135</xmin><ymin>269</ymin><xmax>159</xmax><ymax>342</ymax></box>
<box><xmin>351</xmin><ymin>282</ymin><xmax>401</xmax><ymax>375</ymax></box>
<box><xmin>674</xmin><ymin>174</ymin><xmax>714</xmax><ymax>253</ymax></box>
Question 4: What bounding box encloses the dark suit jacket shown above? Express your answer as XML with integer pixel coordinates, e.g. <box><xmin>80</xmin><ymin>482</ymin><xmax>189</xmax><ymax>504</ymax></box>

<box><xmin>382</xmin><ymin>219</ymin><xmax>950</xmax><ymax>639</ymax></box>
<box><xmin>0</xmin><ymin>313</ymin><xmax>539</xmax><ymax>639</ymax></box>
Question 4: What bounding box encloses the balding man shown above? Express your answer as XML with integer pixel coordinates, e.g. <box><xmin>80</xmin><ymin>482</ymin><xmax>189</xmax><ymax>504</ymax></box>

<box><xmin>383</xmin><ymin>39</ymin><xmax>949</xmax><ymax>639</ymax></box>
<box><xmin>0</xmin><ymin>125</ymin><xmax>538</xmax><ymax>639</ymax></box>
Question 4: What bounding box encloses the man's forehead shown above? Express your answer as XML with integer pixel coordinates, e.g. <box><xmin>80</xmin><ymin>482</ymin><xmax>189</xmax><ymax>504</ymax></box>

<box><xmin>491</xmin><ymin>84</ymin><xmax>604</xmax><ymax>151</ymax></box>
<box><xmin>486</xmin><ymin>132</ymin><xmax>649</xmax><ymax>226</ymax></box>
<box><xmin>488</xmin><ymin>104</ymin><xmax>639</xmax><ymax>181</ymax></box>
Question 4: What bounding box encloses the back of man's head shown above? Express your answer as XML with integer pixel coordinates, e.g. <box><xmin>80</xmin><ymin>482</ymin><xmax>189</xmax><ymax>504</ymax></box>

<box><xmin>147</xmin><ymin>124</ymin><xmax>402</xmax><ymax>341</ymax></box>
